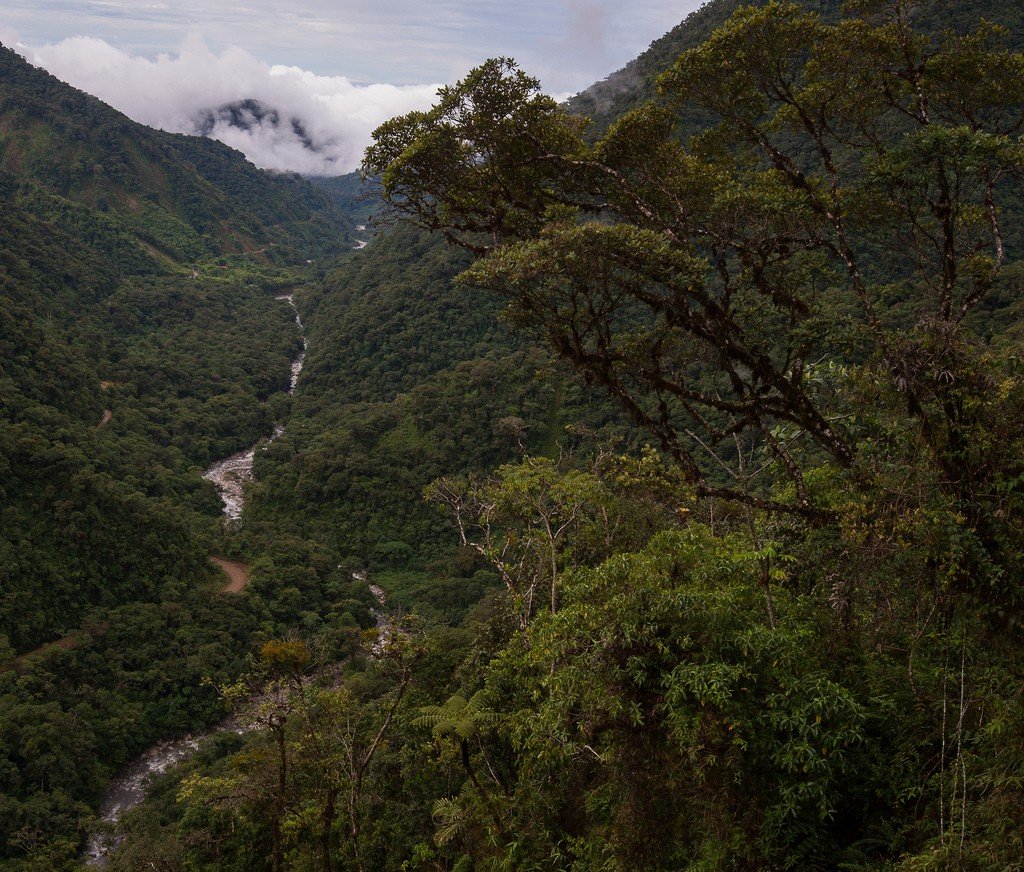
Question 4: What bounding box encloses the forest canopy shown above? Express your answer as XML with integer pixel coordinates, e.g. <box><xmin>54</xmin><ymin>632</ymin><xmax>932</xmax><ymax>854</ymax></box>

<box><xmin>8</xmin><ymin>0</ymin><xmax>1024</xmax><ymax>868</ymax></box>
<box><xmin>333</xmin><ymin>3</ymin><xmax>1024</xmax><ymax>865</ymax></box>
<box><xmin>365</xmin><ymin>0</ymin><xmax>1024</xmax><ymax>605</ymax></box>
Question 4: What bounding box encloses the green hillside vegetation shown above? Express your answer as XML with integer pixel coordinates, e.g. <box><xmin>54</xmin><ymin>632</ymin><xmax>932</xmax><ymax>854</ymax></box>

<box><xmin>566</xmin><ymin>0</ymin><xmax>756</xmax><ymax>131</ymax></box>
<box><xmin>239</xmin><ymin>222</ymin><xmax>632</xmax><ymax>625</ymax></box>
<box><xmin>0</xmin><ymin>43</ymin><xmax>360</xmax><ymax>868</ymax></box>
<box><xmin>5</xmin><ymin>0</ymin><xmax>1024</xmax><ymax>869</ymax></box>
<box><xmin>567</xmin><ymin>0</ymin><xmax>1024</xmax><ymax>134</ymax></box>
<box><xmin>0</xmin><ymin>45</ymin><xmax>355</xmax><ymax>260</ymax></box>
<box><xmin>361</xmin><ymin>2</ymin><xmax>1024</xmax><ymax>864</ymax></box>
<box><xmin>101</xmin><ymin>1</ymin><xmax>1024</xmax><ymax>870</ymax></box>
<box><xmin>310</xmin><ymin>172</ymin><xmax>381</xmax><ymax>230</ymax></box>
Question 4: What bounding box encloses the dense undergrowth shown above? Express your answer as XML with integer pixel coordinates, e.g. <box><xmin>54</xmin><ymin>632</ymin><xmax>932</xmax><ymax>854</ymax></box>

<box><xmin>5</xmin><ymin>0</ymin><xmax>1024</xmax><ymax>869</ymax></box>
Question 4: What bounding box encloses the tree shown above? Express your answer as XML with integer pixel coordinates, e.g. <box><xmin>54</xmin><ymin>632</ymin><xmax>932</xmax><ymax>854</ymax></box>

<box><xmin>483</xmin><ymin>527</ymin><xmax>870</xmax><ymax>869</ymax></box>
<box><xmin>413</xmin><ymin>691</ymin><xmax>508</xmax><ymax>844</ymax></box>
<box><xmin>425</xmin><ymin>457</ymin><xmax>610</xmax><ymax>629</ymax></box>
<box><xmin>180</xmin><ymin>625</ymin><xmax>422</xmax><ymax>872</ymax></box>
<box><xmin>365</xmin><ymin>1</ymin><xmax>1024</xmax><ymax>587</ymax></box>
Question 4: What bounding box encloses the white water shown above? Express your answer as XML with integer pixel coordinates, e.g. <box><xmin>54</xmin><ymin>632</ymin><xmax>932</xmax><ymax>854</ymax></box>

<box><xmin>281</xmin><ymin>294</ymin><xmax>307</xmax><ymax>391</ymax></box>
<box><xmin>82</xmin><ymin>298</ymin><xmax>405</xmax><ymax>865</ymax></box>
<box><xmin>84</xmin><ymin>296</ymin><xmax>311</xmax><ymax>864</ymax></box>
<box><xmin>201</xmin><ymin>294</ymin><xmax>305</xmax><ymax>522</ymax></box>
<box><xmin>83</xmin><ymin>581</ymin><xmax>391</xmax><ymax>866</ymax></box>
<box><xmin>354</xmin><ymin>224</ymin><xmax>367</xmax><ymax>250</ymax></box>
<box><xmin>83</xmin><ymin>721</ymin><xmax>246</xmax><ymax>865</ymax></box>
<box><xmin>367</xmin><ymin>581</ymin><xmax>393</xmax><ymax>655</ymax></box>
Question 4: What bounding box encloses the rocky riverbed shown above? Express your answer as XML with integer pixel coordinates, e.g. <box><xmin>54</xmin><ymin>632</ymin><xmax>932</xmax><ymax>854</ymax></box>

<box><xmin>201</xmin><ymin>294</ymin><xmax>305</xmax><ymax>522</ymax></box>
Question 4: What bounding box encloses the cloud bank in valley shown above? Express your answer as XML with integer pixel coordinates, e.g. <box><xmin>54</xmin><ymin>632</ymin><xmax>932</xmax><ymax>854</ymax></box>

<box><xmin>25</xmin><ymin>34</ymin><xmax>441</xmax><ymax>175</ymax></box>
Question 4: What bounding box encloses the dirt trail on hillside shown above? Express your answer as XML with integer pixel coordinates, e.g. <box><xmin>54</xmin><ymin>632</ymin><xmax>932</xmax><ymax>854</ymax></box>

<box><xmin>210</xmin><ymin>556</ymin><xmax>251</xmax><ymax>593</ymax></box>
<box><xmin>15</xmin><ymin>634</ymin><xmax>78</xmax><ymax>665</ymax></box>
<box><xmin>97</xmin><ymin>380</ymin><xmax>114</xmax><ymax>425</ymax></box>
<box><xmin>13</xmin><ymin>558</ymin><xmax>249</xmax><ymax>667</ymax></box>
<box><xmin>14</xmin><ymin>620</ymin><xmax>111</xmax><ymax>666</ymax></box>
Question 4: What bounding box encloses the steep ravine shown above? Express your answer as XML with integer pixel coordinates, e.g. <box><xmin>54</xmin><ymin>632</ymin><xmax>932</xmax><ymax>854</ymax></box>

<box><xmin>201</xmin><ymin>293</ymin><xmax>306</xmax><ymax>521</ymax></box>
<box><xmin>83</xmin><ymin>283</ymin><xmax>395</xmax><ymax>865</ymax></box>
<box><xmin>84</xmin><ymin>580</ymin><xmax>393</xmax><ymax>865</ymax></box>
<box><xmin>84</xmin><ymin>295</ymin><xmax>307</xmax><ymax>865</ymax></box>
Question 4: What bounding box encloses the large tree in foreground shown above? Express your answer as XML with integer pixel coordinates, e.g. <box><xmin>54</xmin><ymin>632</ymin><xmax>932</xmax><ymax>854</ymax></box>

<box><xmin>365</xmin><ymin>0</ymin><xmax>1024</xmax><ymax>589</ymax></box>
<box><xmin>361</xmin><ymin>8</ymin><xmax>1024</xmax><ymax>865</ymax></box>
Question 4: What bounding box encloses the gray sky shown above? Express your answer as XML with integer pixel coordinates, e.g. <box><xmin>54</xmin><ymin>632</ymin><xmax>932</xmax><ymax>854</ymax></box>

<box><xmin>3</xmin><ymin>1</ymin><xmax>702</xmax><ymax>89</ymax></box>
<box><xmin>1</xmin><ymin>1</ymin><xmax>706</xmax><ymax>173</ymax></box>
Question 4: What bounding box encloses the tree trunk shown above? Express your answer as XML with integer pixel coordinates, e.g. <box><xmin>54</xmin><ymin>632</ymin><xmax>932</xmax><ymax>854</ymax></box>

<box><xmin>320</xmin><ymin>787</ymin><xmax>337</xmax><ymax>872</ymax></box>
<box><xmin>461</xmin><ymin>738</ymin><xmax>507</xmax><ymax>840</ymax></box>
<box><xmin>273</xmin><ymin>722</ymin><xmax>287</xmax><ymax>872</ymax></box>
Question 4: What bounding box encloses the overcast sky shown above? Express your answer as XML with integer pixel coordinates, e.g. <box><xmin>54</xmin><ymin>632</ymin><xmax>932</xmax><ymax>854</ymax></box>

<box><xmin>1</xmin><ymin>1</ymin><xmax>705</xmax><ymax>173</ymax></box>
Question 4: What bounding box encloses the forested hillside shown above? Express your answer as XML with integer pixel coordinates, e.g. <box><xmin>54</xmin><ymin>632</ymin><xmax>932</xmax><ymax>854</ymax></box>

<box><xmin>0</xmin><ymin>45</ymin><xmax>355</xmax><ymax>260</ymax></box>
<box><xmin>567</xmin><ymin>0</ymin><xmax>1024</xmax><ymax>133</ymax></box>
<box><xmin>6</xmin><ymin>0</ymin><xmax>1024</xmax><ymax>869</ymax></box>
<box><xmin>0</xmin><ymin>44</ymin><xmax>355</xmax><ymax>868</ymax></box>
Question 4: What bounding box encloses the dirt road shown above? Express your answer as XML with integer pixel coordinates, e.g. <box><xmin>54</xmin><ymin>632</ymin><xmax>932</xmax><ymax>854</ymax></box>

<box><xmin>210</xmin><ymin>556</ymin><xmax>251</xmax><ymax>593</ymax></box>
<box><xmin>14</xmin><ymin>633</ymin><xmax>78</xmax><ymax>666</ymax></box>
<box><xmin>98</xmin><ymin>409</ymin><xmax>112</xmax><ymax>427</ymax></box>
<box><xmin>10</xmin><ymin>557</ymin><xmax>249</xmax><ymax>670</ymax></box>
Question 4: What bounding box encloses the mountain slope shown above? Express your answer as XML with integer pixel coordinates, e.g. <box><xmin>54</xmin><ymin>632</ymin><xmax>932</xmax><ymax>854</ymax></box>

<box><xmin>0</xmin><ymin>43</ymin><xmax>363</xmax><ymax>865</ymax></box>
<box><xmin>0</xmin><ymin>41</ymin><xmax>339</xmax><ymax>650</ymax></box>
<box><xmin>7</xmin><ymin>1</ymin><xmax>1024</xmax><ymax>867</ymax></box>
<box><xmin>0</xmin><ymin>44</ymin><xmax>354</xmax><ymax>263</ymax></box>
<box><xmin>567</xmin><ymin>0</ymin><xmax>1024</xmax><ymax>133</ymax></box>
<box><xmin>566</xmin><ymin>0</ymin><xmax>756</xmax><ymax>129</ymax></box>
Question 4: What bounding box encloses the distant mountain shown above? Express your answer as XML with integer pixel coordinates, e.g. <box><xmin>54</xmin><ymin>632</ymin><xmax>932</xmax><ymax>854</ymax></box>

<box><xmin>568</xmin><ymin>0</ymin><xmax>1024</xmax><ymax>134</ymax></box>
<box><xmin>194</xmin><ymin>98</ymin><xmax>321</xmax><ymax>151</ymax></box>
<box><xmin>309</xmin><ymin>171</ymin><xmax>381</xmax><ymax>227</ymax></box>
<box><xmin>0</xmin><ymin>44</ymin><xmax>354</xmax><ymax>263</ymax></box>
<box><xmin>192</xmin><ymin>97</ymin><xmax>347</xmax><ymax>176</ymax></box>
<box><xmin>192</xmin><ymin>98</ymin><xmax>317</xmax><ymax>149</ymax></box>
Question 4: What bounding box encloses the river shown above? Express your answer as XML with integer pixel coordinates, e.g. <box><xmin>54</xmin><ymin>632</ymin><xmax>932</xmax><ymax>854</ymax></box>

<box><xmin>201</xmin><ymin>293</ymin><xmax>305</xmax><ymax>522</ymax></box>
<box><xmin>84</xmin><ymin>294</ymin><xmax>307</xmax><ymax>864</ymax></box>
<box><xmin>82</xmin><ymin>283</ymin><xmax>396</xmax><ymax>865</ymax></box>
<box><xmin>82</xmin><ymin>720</ymin><xmax>246</xmax><ymax>865</ymax></box>
<box><xmin>83</xmin><ymin>579</ymin><xmax>391</xmax><ymax>866</ymax></box>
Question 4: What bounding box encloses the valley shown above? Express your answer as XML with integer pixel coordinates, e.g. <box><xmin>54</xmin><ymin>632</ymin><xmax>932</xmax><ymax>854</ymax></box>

<box><xmin>4</xmin><ymin>0</ymin><xmax>1024</xmax><ymax>869</ymax></box>
<box><xmin>202</xmin><ymin>292</ymin><xmax>308</xmax><ymax>522</ymax></box>
<box><xmin>82</xmin><ymin>571</ymin><xmax>394</xmax><ymax>867</ymax></box>
<box><xmin>81</xmin><ymin>283</ymin><xmax>312</xmax><ymax>845</ymax></box>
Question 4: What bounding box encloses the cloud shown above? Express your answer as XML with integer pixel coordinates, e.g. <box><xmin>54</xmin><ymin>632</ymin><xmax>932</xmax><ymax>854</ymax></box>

<box><xmin>8</xmin><ymin>0</ymin><xmax>706</xmax><ymax>99</ymax></box>
<box><xmin>26</xmin><ymin>33</ymin><xmax>441</xmax><ymax>174</ymax></box>
<box><xmin>13</xmin><ymin>1</ymin><xmax>708</xmax><ymax>171</ymax></box>
<box><xmin>0</xmin><ymin>24</ymin><xmax>24</xmax><ymax>48</ymax></box>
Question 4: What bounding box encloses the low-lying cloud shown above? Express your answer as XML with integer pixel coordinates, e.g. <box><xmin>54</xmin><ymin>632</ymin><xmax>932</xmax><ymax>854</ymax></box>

<box><xmin>25</xmin><ymin>33</ymin><xmax>441</xmax><ymax>175</ymax></box>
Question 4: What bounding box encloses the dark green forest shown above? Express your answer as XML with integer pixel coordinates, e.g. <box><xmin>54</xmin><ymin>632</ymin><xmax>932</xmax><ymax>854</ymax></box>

<box><xmin>4</xmin><ymin>0</ymin><xmax>1024</xmax><ymax>869</ymax></box>
<box><xmin>0</xmin><ymin>42</ymin><xmax>361</xmax><ymax>867</ymax></box>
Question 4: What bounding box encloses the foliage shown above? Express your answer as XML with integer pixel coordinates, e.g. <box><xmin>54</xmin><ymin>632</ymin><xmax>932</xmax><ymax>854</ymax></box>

<box><xmin>0</xmin><ymin>44</ymin><xmax>356</xmax><ymax>262</ymax></box>
<box><xmin>243</xmin><ymin>222</ymin><xmax>633</xmax><ymax>569</ymax></box>
<box><xmin>0</xmin><ymin>40</ymin><xmax>357</xmax><ymax>865</ymax></box>
<box><xmin>366</xmin><ymin>2</ymin><xmax>1024</xmax><ymax>600</ymax></box>
<box><xmin>346</xmin><ymin>0</ymin><xmax>1024</xmax><ymax>867</ymax></box>
<box><xmin>9</xmin><ymin>0</ymin><xmax>1024</xmax><ymax>869</ymax></box>
<box><xmin>484</xmin><ymin>527</ymin><xmax>875</xmax><ymax>869</ymax></box>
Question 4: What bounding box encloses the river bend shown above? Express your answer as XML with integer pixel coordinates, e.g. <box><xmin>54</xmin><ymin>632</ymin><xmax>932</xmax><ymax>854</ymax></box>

<box><xmin>201</xmin><ymin>294</ymin><xmax>305</xmax><ymax>522</ymax></box>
